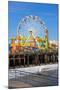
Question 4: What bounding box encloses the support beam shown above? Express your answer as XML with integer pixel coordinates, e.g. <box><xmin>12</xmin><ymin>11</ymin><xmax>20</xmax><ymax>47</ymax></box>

<box><xmin>24</xmin><ymin>55</ymin><xmax>25</xmax><ymax>67</ymax></box>
<box><xmin>27</xmin><ymin>54</ymin><xmax>29</xmax><ymax>67</ymax></box>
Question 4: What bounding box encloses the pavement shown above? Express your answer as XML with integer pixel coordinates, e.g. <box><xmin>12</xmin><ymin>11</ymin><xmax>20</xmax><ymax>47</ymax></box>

<box><xmin>8</xmin><ymin>63</ymin><xmax>58</xmax><ymax>88</ymax></box>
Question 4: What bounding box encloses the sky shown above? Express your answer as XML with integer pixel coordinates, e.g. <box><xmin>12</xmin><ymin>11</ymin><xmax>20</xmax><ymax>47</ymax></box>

<box><xmin>8</xmin><ymin>1</ymin><xmax>58</xmax><ymax>41</ymax></box>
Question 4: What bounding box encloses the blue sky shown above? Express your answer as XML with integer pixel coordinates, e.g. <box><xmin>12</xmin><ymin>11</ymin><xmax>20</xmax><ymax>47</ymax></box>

<box><xmin>8</xmin><ymin>1</ymin><xmax>58</xmax><ymax>41</ymax></box>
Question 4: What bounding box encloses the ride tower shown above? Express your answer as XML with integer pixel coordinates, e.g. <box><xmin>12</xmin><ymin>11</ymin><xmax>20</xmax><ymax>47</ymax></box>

<box><xmin>45</xmin><ymin>29</ymin><xmax>48</xmax><ymax>51</ymax></box>
<box><xmin>29</xmin><ymin>30</ymin><xmax>36</xmax><ymax>48</ymax></box>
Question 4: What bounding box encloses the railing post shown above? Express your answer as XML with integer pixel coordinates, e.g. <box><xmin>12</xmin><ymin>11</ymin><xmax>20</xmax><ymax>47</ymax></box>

<box><xmin>19</xmin><ymin>70</ymin><xmax>21</xmax><ymax>81</ymax></box>
<box><xmin>15</xmin><ymin>69</ymin><xmax>16</xmax><ymax>80</ymax></box>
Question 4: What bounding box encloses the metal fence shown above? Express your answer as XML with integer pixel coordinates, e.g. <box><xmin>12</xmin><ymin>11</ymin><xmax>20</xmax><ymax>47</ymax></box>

<box><xmin>8</xmin><ymin>68</ymin><xmax>58</xmax><ymax>87</ymax></box>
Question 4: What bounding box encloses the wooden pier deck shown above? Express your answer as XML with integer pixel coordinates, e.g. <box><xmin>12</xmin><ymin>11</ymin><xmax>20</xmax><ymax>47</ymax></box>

<box><xmin>9</xmin><ymin>50</ymin><xmax>58</xmax><ymax>67</ymax></box>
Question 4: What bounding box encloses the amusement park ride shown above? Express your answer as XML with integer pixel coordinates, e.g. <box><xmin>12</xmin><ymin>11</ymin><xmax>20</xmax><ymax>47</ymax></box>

<box><xmin>9</xmin><ymin>15</ymin><xmax>58</xmax><ymax>67</ymax></box>
<box><xmin>9</xmin><ymin>15</ymin><xmax>58</xmax><ymax>54</ymax></box>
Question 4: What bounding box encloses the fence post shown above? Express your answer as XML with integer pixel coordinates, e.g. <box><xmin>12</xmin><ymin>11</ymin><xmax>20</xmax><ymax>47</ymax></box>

<box><xmin>15</xmin><ymin>71</ymin><xmax>16</xmax><ymax>80</ymax></box>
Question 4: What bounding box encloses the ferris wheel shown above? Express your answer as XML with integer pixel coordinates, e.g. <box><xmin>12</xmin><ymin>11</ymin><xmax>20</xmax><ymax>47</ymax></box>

<box><xmin>17</xmin><ymin>15</ymin><xmax>48</xmax><ymax>38</ymax></box>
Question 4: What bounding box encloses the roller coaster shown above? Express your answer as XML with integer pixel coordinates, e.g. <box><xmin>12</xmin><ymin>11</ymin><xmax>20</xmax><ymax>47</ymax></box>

<box><xmin>9</xmin><ymin>15</ymin><xmax>51</xmax><ymax>53</ymax></box>
<box><xmin>9</xmin><ymin>15</ymin><xmax>58</xmax><ymax>67</ymax></box>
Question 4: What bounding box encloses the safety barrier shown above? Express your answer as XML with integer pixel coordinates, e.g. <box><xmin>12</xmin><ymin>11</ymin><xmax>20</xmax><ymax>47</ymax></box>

<box><xmin>9</xmin><ymin>68</ymin><xmax>58</xmax><ymax>86</ymax></box>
